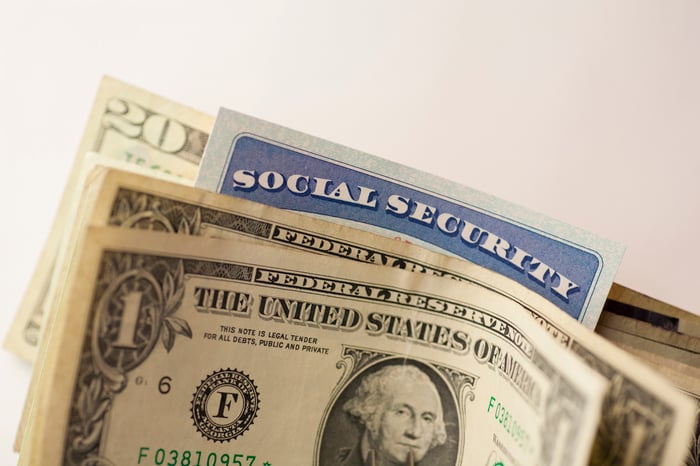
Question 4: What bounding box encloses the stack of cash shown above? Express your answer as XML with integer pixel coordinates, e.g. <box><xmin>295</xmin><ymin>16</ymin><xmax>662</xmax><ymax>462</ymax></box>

<box><xmin>7</xmin><ymin>77</ymin><xmax>699</xmax><ymax>466</ymax></box>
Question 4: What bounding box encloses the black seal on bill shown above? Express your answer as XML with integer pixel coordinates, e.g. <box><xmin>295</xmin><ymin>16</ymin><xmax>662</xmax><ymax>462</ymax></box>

<box><xmin>191</xmin><ymin>368</ymin><xmax>260</xmax><ymax>442</ymax></box>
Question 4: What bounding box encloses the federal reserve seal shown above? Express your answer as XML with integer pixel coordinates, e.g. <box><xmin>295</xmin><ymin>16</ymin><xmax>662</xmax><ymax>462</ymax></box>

<box><xmin>191</xmin><ymin>368</ymin><xmax>260</xmax><ymax>442</ymax></box>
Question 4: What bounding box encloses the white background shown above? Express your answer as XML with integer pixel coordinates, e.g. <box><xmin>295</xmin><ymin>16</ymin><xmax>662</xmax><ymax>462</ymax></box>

<box><xmin>1</xmin><ymin>1</ymin><xmax>699</xmax><ymax>463</ymax></box>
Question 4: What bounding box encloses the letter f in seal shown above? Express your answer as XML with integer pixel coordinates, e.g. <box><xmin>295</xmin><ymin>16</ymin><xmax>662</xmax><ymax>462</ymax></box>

<box><xmin>213</xmin><ymin>391</ymin><xmax>239</xmax><ymax>418</ymax></box>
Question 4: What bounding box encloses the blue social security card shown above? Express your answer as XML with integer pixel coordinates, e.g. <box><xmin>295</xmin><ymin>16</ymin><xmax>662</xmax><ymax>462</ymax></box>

<box><xmin>196</xmin><ymin>108</ymin><xmax>624</xmax><ymax>328</ymax></box>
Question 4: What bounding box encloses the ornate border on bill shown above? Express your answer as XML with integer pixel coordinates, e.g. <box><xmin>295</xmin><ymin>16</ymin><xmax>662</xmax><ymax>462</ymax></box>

<box><xmin>24</xmin><ymin>227</ymin><xmax>607</xmax><ymax>466</ymax></box>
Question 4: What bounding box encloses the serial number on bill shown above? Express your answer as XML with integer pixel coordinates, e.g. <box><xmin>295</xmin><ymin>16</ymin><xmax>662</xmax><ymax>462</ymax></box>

<box><xmin>137</xmin><ymin>447</ymin><xmax>264</xmax><ymax>466</ymax></box>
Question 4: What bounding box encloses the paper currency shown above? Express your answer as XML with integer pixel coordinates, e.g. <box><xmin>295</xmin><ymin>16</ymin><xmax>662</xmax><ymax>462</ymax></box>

<box><xmin>598</xmin><ymin>294</ymin><xmax>700</xmax><ymax>466</ymax></box>
<box><xmin>195</xmin><ymin>108</ymin><xmax>625</xmax><ymax>328</ymax></box>
<box><xmin>21</xmin><ymin>226</ymin><xmax>607</xmax><ymax>466</ymax></box>
<box><xmin>20</xmin><ymin>168</ymin><xmax>694</xmax><ymax>465</ymax></box>
<box><xmin>4</xmin><ymin>76</ymin><xmax>213</xmax><ymax>362</ymax></box>
<box><xmin>606</xmin><ymin>282</ymin><xmax>700</xmax><ymax>338</ymax></box>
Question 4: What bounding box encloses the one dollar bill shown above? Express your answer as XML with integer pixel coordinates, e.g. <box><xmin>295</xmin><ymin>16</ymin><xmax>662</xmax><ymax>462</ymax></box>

<box><xmin>21</xmin><ymin>226</ymin><xmax>607</xmax><ymax>466</ymax></box>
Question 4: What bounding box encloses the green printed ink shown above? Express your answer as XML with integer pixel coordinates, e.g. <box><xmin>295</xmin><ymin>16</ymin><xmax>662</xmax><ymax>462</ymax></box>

<box><xmin>136</xmin><ymin>446</ymin><xmax>257</xmax><ymax>466</ymax></box>
<box><xmin>487</xmin><ymin>396</ymin><xmax>532</xmax><ymax>451</ymax></box>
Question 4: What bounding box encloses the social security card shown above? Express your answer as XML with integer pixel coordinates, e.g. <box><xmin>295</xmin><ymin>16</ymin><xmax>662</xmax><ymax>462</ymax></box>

<box><xmin>196</xmin><ymin>108</ymin><xmax>624</xmax><ymax>328</ymax></box>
